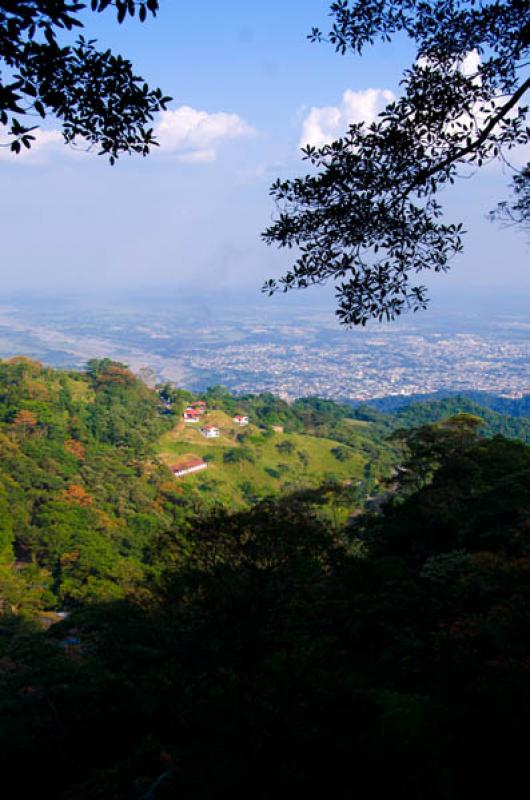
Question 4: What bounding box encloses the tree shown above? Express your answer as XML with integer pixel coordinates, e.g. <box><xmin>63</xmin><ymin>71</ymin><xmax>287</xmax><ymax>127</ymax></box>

<box><xmin>11</xmin><ymin>408</ymin><xmax>38</xmax><ymax>436</ymax></box>
<box><xmin>0</xmin><ymin>1</ymin><xmax>171</xmax><ymax>163</ymax></box>
<box><xmin>331</xmin><ymin>445</ymin><xmax>351</xmax><ymax>462</ymax></box>
<box><xmin>262</xmin><ymin>0</ymin><xmax>530</xmax><ymax>325</ymax></box>
<box><xmin>223</xmin><ymin>447</ymin><xmax>255</xmax><ymax>469</ymax></box>
<box><xmin>492</xmin><ymin>164</ymin><xmax>530</xmax><ymax>231</ymax></box>
<box><xmin>276</xmin><ymin>439</ymin><xmax>294</xmax><ymax>455</ymax></box>
<box><xmin>390</xmin><ymin>412</ymin><xmax>485</xmax><ymax>494</ymax></box>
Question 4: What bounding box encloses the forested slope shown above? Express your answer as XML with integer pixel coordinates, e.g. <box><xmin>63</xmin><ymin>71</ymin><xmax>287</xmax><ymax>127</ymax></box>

<box><xmin>2</xmin><ymin>413</ymin><xmax>530</xmax><ymax>798</ymax></box>
<box><xmin>3</xmin><ymin>357</ymin><xmax>529</xmax><ymax>618</ymax></box>
<box><xmin>347</xmin><ymin>393</ymin><xmax>530</xmax><ymax>443</ymax></box>
<box><xmin>0</xmin><ymin>357</ymin><xmax>187</xmax><ymax>610</ymax></box>
<box><xmin>0</xmin><ymin>360</ymin><xmax>396</xmax><ymax>612</ymax></box>
<box><xmin>368</xmin><ymin>389</ymin><xmax>530</xmax><ymax>420</ymax></box>
<box><xmin>4</xmin><ymin>361</ymin><xmax>530</xmax><ymax>798</ymax></box>
<box><xmin>391</xmin><ymin>395</ymin><xmax>530</xmax><ymax>442</ymax></box>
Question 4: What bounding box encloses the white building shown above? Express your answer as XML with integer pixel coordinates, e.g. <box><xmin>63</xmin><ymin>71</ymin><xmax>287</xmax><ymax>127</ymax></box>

<box><xmin>171</xmin><ymin>457</ymin><xmax>207</xmax><ymax>477</ymax></box>
<box><xmin>233</xmin><ymin>415</ymin><xmax>249</xmax><ymax>427</ymax></box>
<box><xmin>201</xmin><ymin>425</ymin><xmax>220</xmax><ymax>438</ymax></box>
<box><xmin>183</xmin><ymin>408</ymin><xmax>201</xmax><ymax>423</ymax></box>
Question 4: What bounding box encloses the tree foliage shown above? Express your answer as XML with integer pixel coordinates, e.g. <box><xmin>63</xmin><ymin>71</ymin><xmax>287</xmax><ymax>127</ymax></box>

<box><xmin>4</xmin><ymin>422</ymin><xmax>530</xmax><ymax>797</ymax></box>
<box><xmin>7</xmin><ymin>364</ymin><xmax>530</xmax><ymax>795</ymax></box>
<box><xmin>263</xmin><ymin>0</ymin><xmax>530</xmax><ymax>325</ymax></box>
<box><xmin>493</xmin><ymin>163</ymin><xmax>530</xmax><ymax>230</ymax></box>
<box><xmin>0</xmin><ymin>357</ymin><xmax>188</xmax><ymax>607</ymax></box>
<box><xmin>0</xmin><ymin>0</ymin><xmax>171</xmax><ymax>162</ymax></box>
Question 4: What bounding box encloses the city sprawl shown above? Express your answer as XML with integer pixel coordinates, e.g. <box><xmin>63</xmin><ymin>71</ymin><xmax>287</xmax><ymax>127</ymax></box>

<box><xmin>0</xmin><ymin>298</ymin><xmax>529</xmax><ymax>401</ymax></box>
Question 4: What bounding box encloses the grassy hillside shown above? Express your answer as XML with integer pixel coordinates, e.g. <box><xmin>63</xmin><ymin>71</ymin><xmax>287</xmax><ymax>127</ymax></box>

<box><xmin>7</xmin><ymin>355</ymin><xmax>527</xmax><ymax>618</ymax></box>
<box><xmin>13</xmin><ymin>355</ymin><xmax>530</xmax><ymax>619</ymax></box>
<box><xmin>157</xmin><ymin>410</ymin><xmax>370</xmax><ymax>508</ymax></box>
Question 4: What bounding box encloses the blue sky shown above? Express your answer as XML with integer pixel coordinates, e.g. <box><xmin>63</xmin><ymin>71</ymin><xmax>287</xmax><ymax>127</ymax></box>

<box><xmin>0</xmin><ymin>0</ymin><xmax>528</xmax><ymax>316</ymax></box>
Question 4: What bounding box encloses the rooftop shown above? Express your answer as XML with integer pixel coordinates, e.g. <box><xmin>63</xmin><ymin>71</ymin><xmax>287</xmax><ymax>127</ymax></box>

<box><xmin>170</xmin><ymin>457</ymin><xmax>206</xmax><ymax>472</ymax></box>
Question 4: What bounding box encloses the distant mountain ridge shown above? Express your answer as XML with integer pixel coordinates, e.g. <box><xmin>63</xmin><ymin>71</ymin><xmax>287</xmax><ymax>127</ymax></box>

<box><xmin>346</xmin><ymin>393</ymin><xmax>530</xmax><ymax>445</ymax></box>
<box><xmin>362</xmin><ymin>390</ymin><xmax>530</xmax><ymax>417</ymax></box>
<box><xmin>388</xmin><ymin>396</ymin><xmax>530</xmax><ymax>444</ymax></box>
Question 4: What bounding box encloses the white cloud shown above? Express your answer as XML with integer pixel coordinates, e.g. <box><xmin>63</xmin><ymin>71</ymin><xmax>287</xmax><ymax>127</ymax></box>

<box><xmin>0</xmin><ymin>130</ymin><xmax>66</xmax><ymax>164</ymax></box>
<box><xmin>0</xmin><ymin>130</ymin><xmax>102</xmax><ymax>165</ymax></box>
<box><xmin>0</xmin><ymin>105</ymin><xmax>255</xmax><ymax>166</ymax></box>
<box><xmin>461</xmin><ymin>49</ymin><xmax>481</xmax><ymax>79</ymax></box>
<box><xmin>417</xmin><ymin>49</ymin><xmax>481</xmax><ymax>80</ymax></box>
<box><xmin>178</xmin><ymin>148</ymin><xmax>216</xmax><ymax>163</ymax></box>
<box><xmin>237</xmin><ymin>160</ymin><xmax>287</xmax><ymax>184</ymax></box>
<box><xmin>154</xmin><ymin>106</ymin><xmax>255</xmax><ymax>162</ymax></box>
<box><xmin>299</xmin><ymin>88</ymin><xmax>395</xmax><ymax>149</ymax></box>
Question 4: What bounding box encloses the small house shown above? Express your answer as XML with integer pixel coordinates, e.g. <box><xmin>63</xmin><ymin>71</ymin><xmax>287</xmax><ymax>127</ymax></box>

<box><xmin>233</xmin><ymin>415</ymin><xmax>249</xmax><ymax>427</ymax></box>
<box><xmin>201</xmin><ymin>425</ymin><xmax>220</xmax><ymax>439</ymax></box>
<box><xmin>183</xmin><ymin>408</ymin><xmax>202</xmax><ymax>423</ymax></box>
<box><xmin>171</xmin><ymin>457</ymin><xmax>208</xmax><ymax>477</ymax></box>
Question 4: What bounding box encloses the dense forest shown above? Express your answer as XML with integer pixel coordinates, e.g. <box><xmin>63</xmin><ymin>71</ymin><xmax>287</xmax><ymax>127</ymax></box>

<box><xmin>388</xmin><ymin>395</ymin><xmax>530</xmax><ymax>443</ymax></box>
<box><xmin>0</xmin><ymin>357</ymin><xmax>190</xmax><ymax>611</ymax></box>
<box><xmin>3</xmin><ymin>360</ymin><xmax>530</xmax><ymax>797</ymax></box>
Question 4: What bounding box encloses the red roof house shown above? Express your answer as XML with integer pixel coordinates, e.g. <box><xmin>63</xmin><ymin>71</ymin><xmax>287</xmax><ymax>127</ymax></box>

<box><xmin>183</xmin><ymin>408</ymin><xmax>202</xmax><ymax>422</ymax></box>
<box><xmin>201</xmin><ymin>425</ymin><xmax>220</xmax><ymax>438</ymax></box>
<box><xmin>170</xmin><ymin>457</ymin><xmax>208</xmax><ymax>477</ymax></box>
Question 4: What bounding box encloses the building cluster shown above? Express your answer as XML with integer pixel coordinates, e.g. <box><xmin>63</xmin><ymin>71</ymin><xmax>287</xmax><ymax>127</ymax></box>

<box><xmin>182</xmin><ymin>402</ymin><xmax>249</xmax><ymax>435</ymax></box>
<box><xmin>172</xmin><ymin>404</ymin><xmax>251</xmax><ymax>478</ymax></box>
<box><xmin>8</xmin><ymin>300</ymin><xmax>530</xmax><ymax>408</ymax></box>
<box><xmin>183</xmin><ymin>401</ymin><xmax>207</xmax><ymax>422</ymax></box>
<box><xmin>183</xmin><ymin>331</ymin><xmax>530</xmax><ymax>401</ymax></box>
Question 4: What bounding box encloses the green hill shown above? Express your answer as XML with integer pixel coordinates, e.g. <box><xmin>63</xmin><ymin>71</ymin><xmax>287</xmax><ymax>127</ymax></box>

<box><xmin>157</xmin><ymin>409</ymin><xmax>383</xmax><ymax>510</ymax></box>
<box><xmin>0</xmin><ymin>359</ymin><xmax>396</xmax><ymax>614</ymax></box>
<box><xmin>0</xmin><ymin>357</ymin><xmax>185</xmax><ymax>611</ymax></box>
<box><xmin>5</xmin><ymin>356</ymin><xmax>527</xmax><ymax>620</ymax></box>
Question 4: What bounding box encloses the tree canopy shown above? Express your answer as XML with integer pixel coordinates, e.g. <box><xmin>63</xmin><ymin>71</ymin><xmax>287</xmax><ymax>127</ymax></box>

<box><xmin>0</xmin><ymin>0</ymin><xmax>171</xmax><ymax>162</ymax></box>
<box><xmin>263</xmin><ymin>0</ymin><xmax>530</xmax><ymax>325</ymax></box>
<box><xmin>5</xmin><ymin>416</ymin><xmax>530</xmax><ymax>797</ymax></box>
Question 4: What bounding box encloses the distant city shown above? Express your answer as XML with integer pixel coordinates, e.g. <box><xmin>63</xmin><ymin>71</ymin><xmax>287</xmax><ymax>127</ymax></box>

<box><xmin>0</xmin><ymin>293</ymin><xmax>529</xmax><ymax>401</ymax></box>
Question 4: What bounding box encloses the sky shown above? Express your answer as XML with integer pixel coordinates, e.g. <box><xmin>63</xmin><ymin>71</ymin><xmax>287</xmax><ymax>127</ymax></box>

<box><xmin>0</xmin><ymin>0</ymin><xmax>528</xmax><ymax>318</ymax></box>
